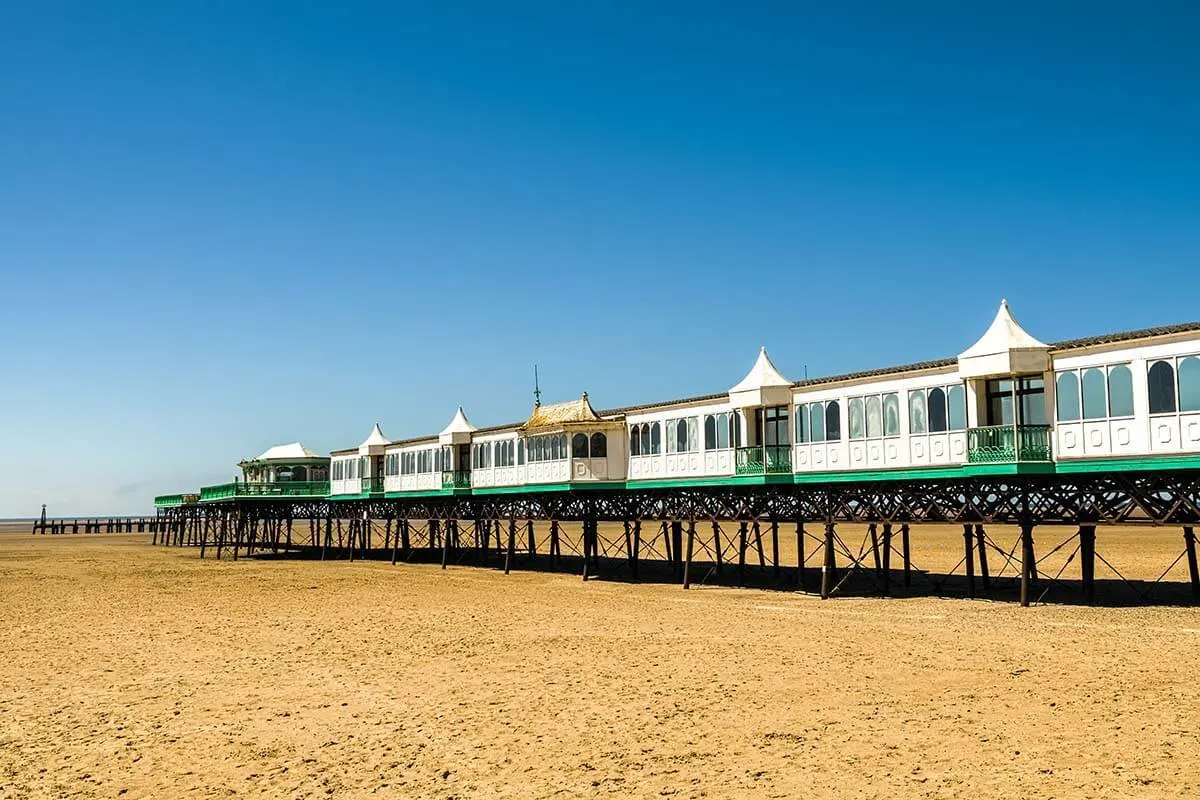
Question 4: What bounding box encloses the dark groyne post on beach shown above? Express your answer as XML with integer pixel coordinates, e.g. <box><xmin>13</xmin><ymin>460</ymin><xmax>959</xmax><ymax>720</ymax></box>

<box><xmin>31</xmin><ymin>505</ymin><xmax>47</xmax><ymax>534</ymax></box>
<box><xmin>1184</xmin><ymin>526</ymin><xmax>1199</xmax><ymax>601</ymax></box>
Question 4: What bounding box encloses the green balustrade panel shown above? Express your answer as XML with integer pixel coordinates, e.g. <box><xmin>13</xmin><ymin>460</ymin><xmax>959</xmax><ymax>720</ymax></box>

<box><xmin>442</xmin><ymin>470</ymin><xmax>471</xmax><ymax>489</ymax></box>
<box><xmin>967</xmin><ymin>425</ymin><xmax>1052</xmax><ymax>463</ymax></box>
<box><xmin>361</xmin><ymin>476</ymin><xmax>385</xmax><ymax>494</ymax></box>
<box><xmin>735</xmin><ymin>445</ymin><xmax>792</xmax><ymax>475</ymax></box>
<box><xmin>199</xmin><ymin>481</ymin><xmax>330</xmax><ymax>501</ymax></box>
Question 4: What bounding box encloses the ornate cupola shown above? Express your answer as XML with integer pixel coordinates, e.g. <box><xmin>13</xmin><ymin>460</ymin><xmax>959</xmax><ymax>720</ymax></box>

<box><xmin>439</xmin><ymin>407</ymin><xmax>477</xmax><ymax>445</ymax></box>
<box><xmin>728</xmin><ymin>347</ymin><xmax>792</xmax><ymax>409</ymax></box>
<box><xmin>357</xmin><ymin>423</ymin><xmax>391</xmax><ymax>455</ymax></box>
<box><xmin>957</xmin><ymin>299</ymin><xmax>1050</xmax><ymax>378</ymax></box>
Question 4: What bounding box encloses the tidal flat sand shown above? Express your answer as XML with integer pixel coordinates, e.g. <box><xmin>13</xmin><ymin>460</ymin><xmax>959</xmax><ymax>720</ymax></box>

<box><xmin>1</xmin><ymin>524</ymin><xmax>1198</xmax><ymax>799</ymax></box>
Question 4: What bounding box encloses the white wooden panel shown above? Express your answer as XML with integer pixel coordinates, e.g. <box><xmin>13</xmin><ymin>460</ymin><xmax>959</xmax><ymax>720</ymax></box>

<box><xmin>1182</xmin><ymin>413</ymin><xmax>1200</xmax><ymax>452</ymax></box>
<box><xmin>1057</xmin><ymin>424</ymin><xmax>1083</xmax><ymax>458</ymax></box>
<box><xmin>1149</xmin><ymin>417</ymin><xmax>1180</xmax><ymax>453</ymax></box>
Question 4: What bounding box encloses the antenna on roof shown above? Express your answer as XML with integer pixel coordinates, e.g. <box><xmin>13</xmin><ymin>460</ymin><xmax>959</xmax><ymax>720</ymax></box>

<box><xmin>804</xmin><ymin>364</ymin><xmax>808</xmax><ymax>379</ymax></box>
<box><xmin>533</xmin><ymin>364</ymin><xmax>542</xmax><ymax>407</ymax></box>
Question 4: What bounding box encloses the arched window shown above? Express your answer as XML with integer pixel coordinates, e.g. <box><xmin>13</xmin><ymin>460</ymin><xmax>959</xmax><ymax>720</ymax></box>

<box><xmin>909</xmin><ymin>392</ymin><xmax>927</xmax><ymax>434</ymax></box>
<box><xmin>1180</xmin><ymin>356</ymin><xmax>1200</xmax><ymax>412</ymax></box>
<box><xmin>572</xmin><ymin>433</ymin><xmax>589</xmax><ymax>458</ymax></box>
<box><xmin>1082</xmin><ymin>368</ymin><xmax>1107</xmax><ymax>420</ymax></box>
<box><xmin>1056</xmin><ymin>372</ymin><xmax>1080</xmax><ymax>421</ymax></box>
<box><xmin>716</xmin><ymin>412</ymin><xmax>730</xmax><ymax>448</ymax></box>
<box><xmin>703</xmin><ymin>415</ymin><xmax>717</xmax><ymax>450</ymax></box>
<box><xmin>809</xmin><ymin>403</ymin><xmax>825</xmax><ymax>444</ymax></box>
<box><xmin>650</xmin><ymin>422</ymin><xmax>661</xmax><ymax>454</ymax></box>
<box><xmin>848</xmin><ymin>398</ymin><xmax>864</xmax><ymax>439</ymax></box>
<box><xmin>590</xmin><ymin>432</ymin><xmax>607</xmax><ymax>458</ymax></box>
<box><xmin>865</xmin><ymin>396</ymin><xmax>883</xmax><ymax>438</ymax></box>
<box><xmin>825</xmin><ymin>400</ymin><xmax>841</xmax><ymax>441</ymax></box>
<box><xmin>730</xmin><ymin>412</ymin><xmax>741</xmax><ymax>448</ymax></box>
<box><xmin>630</xmin><ymin>427</ymin><xmax>641</xmax><ymax>457</ymax></box>
<box><xmin>675</xmin><ymin>419</ymin><xmax>687</xmax><ymax>452</ymax></box>
<box><xmin>518</xmin><ymin>440</ymin><xmax>525</xmax><ymax>465</ymax></box>
<box><xmin>1148</xmin><ymin>360</ymin><xmax>1176</xmax><ymax>414</ymax></box>
<box><xmin>883</xmin><ymin>393</ymin><xmax>900</xmax><ymax>436</ymax></box>
<box><xmin>795</xmin><ymin>405</ymin><xmax>808</xmax><ymax>442</ymax></box>
<box><xmin>946</xmin><ymin>385</ymin><xmax>965</xmax><ymax>431</ymax></box>
<box><xmin>640</xmin><ymin>424</ymin><xmax>651</xmax><ymax>455</ymax></box>
<box><xmin>1107</xmin><ymin>365</ymin><xmax>1133</xmax><ymax>417</ymax></box>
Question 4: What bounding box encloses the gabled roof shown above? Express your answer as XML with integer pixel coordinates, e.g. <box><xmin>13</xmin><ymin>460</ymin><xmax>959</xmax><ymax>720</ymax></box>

<box><xmin>959</xmin><ymin>299</ymin><xmax>1048</xmax><ymax>359</ymax></box>
<box><xmin>730</xmin><ymin>347</ymin><xmax>791</xmax><ymax>392</ymax></box>
<box><xmin>440</xmin><ymin>407</ymin><xmax>477</xmax><ymax>437</ymax></box>
<box><xmin>359</xmin><ymin>423</ymin><xmax>391</xmax><ymax>448</ymax></box>
<box><xmin>251</xmin><ymin>442</ymin><xmax>324</xmax><ymax>462</ymax></box>
<box><xmin>520</xmin><ymin>393</ymin><xmax>605</xmax><ymax>432</ymax></box>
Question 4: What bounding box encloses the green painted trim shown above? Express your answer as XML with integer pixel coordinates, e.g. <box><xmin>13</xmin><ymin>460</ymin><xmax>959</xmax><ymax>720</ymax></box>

<box><xmin>472</xmin><ymin>481</ymin><xmax>627</xmax><ymax>495</ymax></box>
<box><xmin>627</xmin><ymin>474</ymin><xmax>793</xmax><ymax>490</ymax></box>
<box><xmin>961</xmin><ymin>462</ymin><xmax>1057</xmax><ymax>476</ymax></box>
<box><xmin>1054</xmin><ymin>454</ymin><xmax>1200</xmax><ymax>474</ymax></box>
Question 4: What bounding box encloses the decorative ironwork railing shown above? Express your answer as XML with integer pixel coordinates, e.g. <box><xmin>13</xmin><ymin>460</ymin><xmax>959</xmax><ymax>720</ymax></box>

<box><xmin>360</xmin><ymin>475</ymin><xmax>385</xmax><ymax>494</ymax></box>
<box><xmin>442</xmin><ymin>470</ymin><xmax>471</xmax><ymax>489</ymax></box>
<box><xmin>154</xmin><ymin>493</ymin><xmax>198</xmax><ymax>507</ymax></box>
<box><xmin>199</xmin><ymin>481</ymin><xmax>331</xmax><ymax>501</ymax></box>
<box><xmin>966</xmin><ymin>425</ymin><xmax>1053</xmax><ymax>463</ymax></box>
<box><xmin>735</xmin><ymin>445</ymin><xmax>793</xmax><ymax>475</ymax></box>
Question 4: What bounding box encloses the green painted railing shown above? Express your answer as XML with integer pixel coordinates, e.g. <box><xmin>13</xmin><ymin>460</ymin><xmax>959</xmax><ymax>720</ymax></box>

<box><xmin>735</xmin><ymin>445</ymin><xmax>792</xmax><ymax>476</ymax></box>
<box><xmin>154</xmin><ymin>493</ymin><xmax>198</xmax><ymax>507</ymax></box>
<box><xmin>967</xmin><ymin>425</ymin><xmax>1053</xmax><ymax>463</ymax></box>
<box><xmin>442</xmin><ymin>470</ymin><xmax>471</xmax><ymax>489</ymax></box>
<box><xmin>200</xmin><ymin>481</ymin><xmax>331</xmax><ymax>501</ymax></box>
<box><xmin>361</xmin><ymin>475</ymin><xmax>385</xmax><ymax>494</ymax></box>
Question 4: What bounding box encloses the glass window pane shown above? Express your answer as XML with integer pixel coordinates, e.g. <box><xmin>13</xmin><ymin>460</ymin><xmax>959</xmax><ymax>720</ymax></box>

<box><xmin>928</xmin><ymin>388</ymin><xmax>948</xmax><ymax>433</ymax></box>
<box><xmin>865</xmin><ymin>396</ymin><xmax>882</xmax><ymax>438</ymax></box>
<box><xmin>883</xmin><ymin>394</ymin><xmax>900</xmax><ymax>436</ymax></box>
<box><xmin>795</xmin><ymin>405</ymin><xmax>807</xmax><ymax>443</ymax></box>
<box><xmin>704</xmin><ymin>415</ymin><xmax>716</xmax><ymax>449</ymax></box>
<box><xmin>651</xmin><ymin>422</ymin><xmax>661</xmax><ymax>454</ymax></box>
<box><xmin>1056</xmin><ymin>372</ymin><xmax>1080</xmax><ymax>421</ymax></box>
<box><xmin>591</xmin><ymin>432</ymin><xmax>607</xmax><ymax>458</ymax></box>
<box><xmin>676</xmin><ymin>419</ymin><xmax>688</xmax><ymax>452</ymax></box>
<box><xmin>687</xmin><ymin>417</ymin><xmax>698</xmax><ymax>451</ymax></box>
<box><xmin>1107</xmin><ymin>365</ymin><xmax>1134</xmax><ymax>417</ymax></box>
<box><xmin>630</xmin><ymin>427</ymin><xmax>640</xmax><ymax>457</ymax></box>
<box><xmin>1082</xmin><ymin>368</ymin><xmax>1107</xmax><ymax>420</ymax></box>
<box><xmin>809</xmin><ymin>404</ymin><xmax>825</xmax><ymax>443</ymax></box>
<box><xmin>909</xmin><ymin>391</ymin><xmax>926</xmax><ymax>434</ymax></box>
<box><xmin>825</xmin><ymin>401</ymin><xmax>841</xmax><ymax>441</ymax></box>
<box><xmin>1148</xmin><ymin>361</ymin><xmax>1176</xmax><ymax>414</ymax></box>
<box><xmin>717</xmin><ymin>413</ymin><xmax>730</xmax><ymax>449</ymax></box>
<box><xmin>572</xmin><ymin>433</ymin><xmax>589</xmax><ymax>458</ymax></box>
<box><xmin>848</xmin><ymin>398</ymin><xmax>864</xmax><ymax>439</ymax></box>
<box><xmin>1179</xmin><ymin>357</ymin><xmax>1200</xmax><ymax>413</ymax></box>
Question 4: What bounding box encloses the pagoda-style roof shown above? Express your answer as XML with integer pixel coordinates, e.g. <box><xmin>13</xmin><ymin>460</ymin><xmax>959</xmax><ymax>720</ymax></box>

<box><xmin>958</xmin><ymin>299</ymin><xmax>1050</xmax><ymax>378</ymax></box>
<box><xmin>241</xmin><ymin>442</ymin><xmax>327</xmax><ymax>465</ymax></box>
<box><xmin>520</xmin><ymin>393</ymin><xmax>622</xmax><ymax>434</ymax></box>
<box><xmin>358</xmin><ymin>423</ymin><xmax>392</xmax><ymax>455</ymax></box>
<box><xmin>729</xmin><ymin>347</ymin><xmax>792</xmax><ymax>408</ymax></box>
<box><xmin>439</xmin><ymin>407</ymin><xmax>477</xmax><ymax>445</ymax></box>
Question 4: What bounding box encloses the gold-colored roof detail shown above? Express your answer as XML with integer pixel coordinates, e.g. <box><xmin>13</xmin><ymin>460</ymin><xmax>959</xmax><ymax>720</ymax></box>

<box><xmin>520</xmin><ymin>393</ymin><xmax>621</xmax><ymax>433</ymax></box>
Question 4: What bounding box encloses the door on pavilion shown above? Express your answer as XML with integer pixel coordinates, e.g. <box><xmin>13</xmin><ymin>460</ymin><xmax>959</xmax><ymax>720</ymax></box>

<box><xmin>984</xmin><ymin>377</ymin><xmax>1047</xmax><ymax>426</ymax></box>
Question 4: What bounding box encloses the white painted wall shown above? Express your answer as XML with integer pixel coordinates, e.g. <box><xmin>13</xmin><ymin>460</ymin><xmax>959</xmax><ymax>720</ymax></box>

<box><xmin>626</xmin><ymin>399</ymin><xmax>738</xmax><ymax>481</ymax></box>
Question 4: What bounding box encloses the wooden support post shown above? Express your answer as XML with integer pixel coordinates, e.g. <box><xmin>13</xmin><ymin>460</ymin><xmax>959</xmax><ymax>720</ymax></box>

<box><xmin>504</xmin><ymin>518</ymin><xmax>516</xmax><ymax>575</ymax></box>
<box><xmin>901</xmin><ymin>523</ymin><xmax>911</xmax><ymax>587</ymax></box>
<box><xmin>671</xmin><ymin>520</ymin><xmax>683</xmax><ymax>577</ymax></box>
<box><xmin>821</xmin><ymin>521</ymin><xmax>836</xmax><ymax>599</ymax></box>
<box><xmin>400</xmin><ymin>518</ymin><xmax>410</xmax><ymax>556</ymax></box>
<box><xmin>682</xmin><ymin>520</ymin><xmax>696</xmax><ymax>589</ymax></box>
<box><xmin>881</xmin><ymin>523</ymin><xmax>892</xmax><ymax>597</ymax></box>
<box><xmin>661</xmin><ymin>521</ymin><xmax>672</xmax><ymax>565</ymax></box>
<box><xmin>712</xmin><ymin>521</ymin><xmax>723</xmax><ymax>576</ymax></box>
<box><xmin>441</xmin><ymin>517</ymin><xmax>450</xmax><ymax>570</ymax></box>
<box><xmin>737</xmin><ymin>521</ymin><xmax>748</xmax><ymax>586</ymax></box>
<box><xmin>1020</xmin><ymin>521</ymin><xmax>1035</xmax><ymax>607</ymax></box>
<box><xmin>581</xmin><ymin>519</ymin><xmax>592</xmax><ymax>582</ymax></box>
<box><xmin>623</xmin><ymin>520</ymin><xmax>632</xmax><ymax>572</ymax></box>
<box><xmin>348</xmin><ymin>517</ymin><xmax>357</xmax><ymax>562</ymax></box>
<box><xmin>232</xmin><ymin>514</ymin><xmax>243</xmax><ymax>561</ymax></box>
<box><xmin>1079</xmin><ymin>525</ymin><xmax>1096</xmax><ymax>605</ymax></box>
<box><xmin>630</xmin><ymin>520</ymin><xmax>641</xmax><ymax>580</ymax></box>
<box><xmin>551</xmin><ymin>519</ymin><xmax>561</xmax><ymax>565</ymax></box>
<box><xmin>198</xmin><ymin>515</ymin><xmax>208</xmax><ymax>558</ymax></box>
<box><xmin>868</xmin><ymin>523</ymin><xmax>882</xmax><ymax>578</ymax></box>
<box><xmin>1184</xmin><ymin>526</ymin><xmax>1200</xmax><ymax>603</ymax></box>
<box><xmin>961</xmin><ymin>523</ymin><xmax>976</xmax><ymax>598</ymax></box>
<box><xmin>796</xmin><ymin>519</ymin><xmax>806</xmax><ymax>591</ymax></box>
<box><xmin>753</xmin><ymin>520</ymin><xmax>766</xmax><ymax>571</ymax></box>
<box><xmin>391</xmin><ymin>518</ymin><xmax>401</xmax><ymax>565</ymax></box>
<box><xmin>321</xmin><ymin>515</ymin><xmax>331</xmax><ymax>561</ymax></box>
<box><xmin>527</xmin><ymin>519</ymin><xmax>536</xmax><ymax>561</ymax></box>
<box><xmin>975</xmin><ymin>524</ymin><xmax>990</xmax><ymax>593</ymax></box>
<box><xmin>770</xmin><ymin>518</ymin><xmax>780</xmax><ymax>579</ymax></box>
<box><xmin>152</xmin><ymin>520</ymin><xmax>159</xmax><ymax>545</ymax></box>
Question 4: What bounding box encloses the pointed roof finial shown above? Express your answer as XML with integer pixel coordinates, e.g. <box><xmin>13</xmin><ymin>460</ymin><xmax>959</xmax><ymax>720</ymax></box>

<box><xmin>534</xmin><ymin>364</ymin><xmax>542</xmax><ymax>407</ymax></box>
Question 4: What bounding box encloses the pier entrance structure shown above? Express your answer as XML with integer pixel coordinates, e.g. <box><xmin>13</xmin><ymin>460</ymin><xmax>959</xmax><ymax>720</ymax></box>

<box><xmin>155</xmin><ymin>301</ymin><xmax>1200</xmax><ymax>605</ymax></box>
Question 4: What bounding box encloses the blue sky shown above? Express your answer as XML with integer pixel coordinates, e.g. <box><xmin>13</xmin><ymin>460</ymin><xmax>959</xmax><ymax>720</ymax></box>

<box><xmin>1</xmin><ymin>2</ymin><xmax>1197</xmax><ymax>516</ymax></box>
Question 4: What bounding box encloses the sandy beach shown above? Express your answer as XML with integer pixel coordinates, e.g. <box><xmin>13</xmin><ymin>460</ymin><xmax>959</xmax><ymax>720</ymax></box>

<box><xmin>1</xmin><ymin>525</ymin><xmax>1198</xmax><ymax>799</ymax></box>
